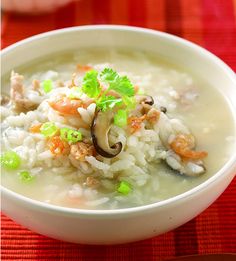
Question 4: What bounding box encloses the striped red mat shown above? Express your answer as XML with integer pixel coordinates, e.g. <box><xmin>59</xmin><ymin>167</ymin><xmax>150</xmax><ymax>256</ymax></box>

<box><xmin>1</xmin><ymin>0</ymin><xmax>236</xmax><ymax>260</ymax></box>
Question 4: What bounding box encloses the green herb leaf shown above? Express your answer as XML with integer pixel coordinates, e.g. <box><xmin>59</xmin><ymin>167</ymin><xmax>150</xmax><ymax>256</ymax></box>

<box><xmin>82</xmin><ymin>70</ymin><xmax>101</xmax><ymax>98</ymax></box>
<box><xmin>97</xmin><ymin>95</ymin><xmax>122</xmax><ymax>112</ymax></box>
<box><xmin>122</xmin><ymin>95</ymin><xmax>136</xmax><ymax>110</ymax></box>
<box><xmin>42</xmin><ymin>79</ymin><xmax>53</xmax><ymax>93</ymax></box>
<box><xmin>19</xmin><ymin>170</ymin><xmax>35</xmax><ymax>183</ymax></box>
<box><xmin>110</xmin><ymin>75</ymin><xmax>134</xmax><ymax>96</ymax></box>
<box><xmin>117</xmin><ymin>181</ymin><xmax>132</xmax><ymax>195</ymax></box>
<box><xmin>100</xmin><ymin>68</ymin><xmax>135</xmax><ymax>97</ymax></box>
<box><xmin>114</xmin><ymin>109</ymin><xmax>127</xmax><ymax>127</ymax></box>
<box><xmin>100</xmin><ymin>68</ymin><xmax>118</xmax><ymax>82</ymax></box>
<box><xmin>1</xmin><ymin>151</ymin><xmax>21</xmax><ymax>170</ymax></box>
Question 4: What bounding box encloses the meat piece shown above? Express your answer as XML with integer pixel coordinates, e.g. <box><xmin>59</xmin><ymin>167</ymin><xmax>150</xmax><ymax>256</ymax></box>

<box><xmin>0</xmin><ymin>94</ymin><xmax>10</xmax><ymax>106</ymax></box>
<box><xmin>10</xmin><ymin>71</ymin><xmax>38</xmax><ymax>111</ymax></box>
<box><xmin>70</xmin><ymin>142</ymin><xmax>95</xmax><ymax>161</ymax></box>
<box><xmin>86</xmin><ymin>176</ymin><xmax>100</xmax><ymax>188</ymax></box>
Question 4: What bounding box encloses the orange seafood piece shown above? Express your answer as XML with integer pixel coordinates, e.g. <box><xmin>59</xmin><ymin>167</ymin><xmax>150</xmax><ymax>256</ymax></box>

<box><xmin>49</xmin><ymin>96</ymin><xmax>83</xmax><ymax>116</ymax></box>
<box><xmin>48</xmin><ymin>136</ymin><xmax>70</xmax><ymax>155</ymax></box>
<box><xmin>77</xmin><ymin>64</ymin><xmax>93</xmax><ymax>72</ymax></box>
<box><xmin>134</xmin><ymin>85</ymin><xmax>139</xmax><ymax>94</ymax></box>
<box><xmin>170</xmin><ymin>134</ymin><xmax>208</xmax><ymax>160</ymax></box>
<box><xmin>128</xmin><ymin>114</ymin><xmax>147</xmax><ymax>134</ymax></box>
<box><xmin>29</xmin><ymin>123</ymin><xmax>42</xmax><ymax>133</ymax></box>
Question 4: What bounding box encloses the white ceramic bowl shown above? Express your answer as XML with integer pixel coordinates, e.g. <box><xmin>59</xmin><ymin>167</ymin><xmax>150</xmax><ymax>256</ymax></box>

<box><xmin>1</xmin><ymin>25</ymin><xmax>236</xmax><ymax>245</ymax></box>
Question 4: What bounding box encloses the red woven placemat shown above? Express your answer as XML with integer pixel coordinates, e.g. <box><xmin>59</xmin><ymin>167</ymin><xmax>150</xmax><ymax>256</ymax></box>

<box><xmin>1</xmin><ymin>0</ymin><xmax>236</xmax><ymax>260</ymax></box>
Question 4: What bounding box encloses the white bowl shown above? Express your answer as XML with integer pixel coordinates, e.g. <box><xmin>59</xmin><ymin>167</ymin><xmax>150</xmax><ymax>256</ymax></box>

<box><xmin>1</xmin><ymin>25</ymin><xmax>236</xmax><ymax>245</ymax></box>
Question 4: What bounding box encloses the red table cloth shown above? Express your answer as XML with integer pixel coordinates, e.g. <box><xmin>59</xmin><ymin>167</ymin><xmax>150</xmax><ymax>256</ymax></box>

<box><xmin>1</xmin><ymin>0</ymin><xmax>236</xmax><ymax>260</ymax></box>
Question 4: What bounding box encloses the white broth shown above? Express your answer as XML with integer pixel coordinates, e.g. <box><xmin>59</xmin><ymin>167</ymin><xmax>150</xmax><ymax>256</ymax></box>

<box><xmin>1</xmin><ymin>49</ymin><xmax>235</xmax><ymax>209</ymax></box>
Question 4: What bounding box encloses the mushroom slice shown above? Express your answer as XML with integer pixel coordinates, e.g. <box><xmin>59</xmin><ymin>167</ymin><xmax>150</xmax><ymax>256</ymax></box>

<box><xmin>91</xmin><ymin>110</ymin><xmax>122</xmax><ymax>158</ymax></box>
<box><xmin>135</xmin><ymin>95</ymin><xmax>154</xmax><ymax>106</ymax></box>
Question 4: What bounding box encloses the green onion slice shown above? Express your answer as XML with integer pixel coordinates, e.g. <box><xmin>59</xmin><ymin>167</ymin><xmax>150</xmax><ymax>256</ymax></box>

<box><xmin>40</xmin><ymin>122</ymin><xmax>58</xmax><ymax>137</ymax></box>
<box><xmin>42</xmin><ymin>79</ymin><xmax>53</xmax><ymax>93</ymax></box>
<box><xmin>117</xmin><ymin>181</ymin><xmax>132</xmax><ymax>195</ymax></box>
<box><xmin>19</xmin><ymin>170</ymin><xmax>35</xmax><ymax>183</ymax></box>
<box><xmin>114</xmin><ymin>110</ymin><xmax>127</xmax><ymax>128</ymax></box>
<box><xmin>1</xmin><ymin>151</ymin><xmax>21</xmax><ymax>170</ymax></box>
<box><xmin>60</xmin><ymin>128</ymin><xmax>82</xmax><ymax>143</ymax></box>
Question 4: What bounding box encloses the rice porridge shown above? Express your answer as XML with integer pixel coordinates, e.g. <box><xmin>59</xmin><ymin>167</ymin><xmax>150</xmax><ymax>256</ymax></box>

<box><xmin>1</xmin><ymin>49</ymin><xmax>235</xmax><ymax>209</ymax></box>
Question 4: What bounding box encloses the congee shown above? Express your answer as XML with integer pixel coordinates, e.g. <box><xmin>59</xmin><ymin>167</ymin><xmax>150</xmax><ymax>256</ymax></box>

<box><xmin>1</xmin><ymin>49</ymin><xmax>235</xmax><ymax>209</ymax></box>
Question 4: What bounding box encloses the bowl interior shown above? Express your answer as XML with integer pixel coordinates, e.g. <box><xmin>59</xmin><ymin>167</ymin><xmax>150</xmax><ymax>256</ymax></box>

<box><xmin>1</xmin><ymin>25</ymin><xmax>236</xmax><ymax>214</ymax></box>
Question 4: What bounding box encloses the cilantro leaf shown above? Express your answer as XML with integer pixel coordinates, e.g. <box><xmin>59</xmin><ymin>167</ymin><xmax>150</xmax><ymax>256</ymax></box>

<box><xmin>97</xmin><ymin>95</ymin><xmax>123</xmax><ymax>112</ymax></box>
<box><xmin>100</xmin><ymin>68</ymin><xmax>118</xmax><ymax>82</ymax></box>
<box><xmin>100</xmin><ymin>68</ymin><xmax>135</xmax><ymax>97</ymax></box>
<box><xmin>110</xmin><ymin>76</ymin><xmax>134</xmax><ymax>97</ymax></box>
<box><xmin>122</xmin><ymin>95</ymin><xmax>136</xmax><ymax>110</ymax></box>
<box><xmin>82</xmin><ymin>70</ymin><xmax>101</xmax><ymax>98</ymax></box>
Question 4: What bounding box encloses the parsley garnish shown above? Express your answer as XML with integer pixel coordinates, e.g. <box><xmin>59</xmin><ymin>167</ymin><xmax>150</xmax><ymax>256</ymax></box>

<box><xmin>79</xmin><ymin>67</ymin><xmax>136</xmax><ymax>113</ymax></box>
<box><xmin>122</xmin><ymin>95</ymin><xmax>136</xmax><ymax>110</ymax></box>
<box><xmin>82</xmin><ymin>70</ymin><xmax>101</xmax><ymax>98</ymax></box>
<box><xmin>100</xmin><ymin>68</ymin><xmax>118</xmax><ymax>82</ymax></box>
<box><xmin>101</xmin><ymin>68</ymin><xmax>134</xmax><ymax>97</ymax></box>
<box><xmin>97</xmin><ymin>95</ymin><xmax>122</xmax><ymax>112</ymax></box>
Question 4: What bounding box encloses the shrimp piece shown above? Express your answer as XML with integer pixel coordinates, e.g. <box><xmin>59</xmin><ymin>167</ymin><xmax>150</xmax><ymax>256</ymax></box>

<box><xmin>48</xmin><ymin>136</ymin><xmax>70</xmax><ymax>155</ymax></box>
<box><xmin>70</xmin><ymin>142</ymin><xmax>95</xmax><ymax>161</ymax></box>
<box><xmin>134</xmin><ymin>85</ymin><xmax>139</xmax><ymax>94</ymax></box>
<box><xmin>29</xmin><ymin>123</ymin><xmax>42</xmax><ymax>133</ymax></box>
<box><xmin>49</xmin><ymin>96</ymin><xmax>94</xmax><ymax>116</ymax></box>
<box><xmin>128</xmin><ymin>114</ymin><xmax>147</xmax><ymax>134</ymax></box>
<box><xmin>49</xmin><ymin>96</ymin><xmax>83</xmax><ymax>116</ymax></box>
<box><xmin>170</xmin><ymin>134</ymin><xmax>208</xmax><ymax>160</ymax></box>
<box><xmin>77</xmin><ymin>64</ymin><xmax>93</xmax><ymax>72</ymax></box>
<box><xmin>146</xmin><ymin>108</ymin><xmax>160</xmax><ymax>124</ymax></box>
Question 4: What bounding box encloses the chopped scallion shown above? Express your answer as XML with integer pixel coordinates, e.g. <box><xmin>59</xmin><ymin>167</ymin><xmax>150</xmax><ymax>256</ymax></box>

<box><xmin>60</xmin><ymin>128</ymin><xmax>71</xmax><ymax>141</ymax></box>
<box><xmin>19</xmin><ymin>170</ymin><xmax>35</xmax><ymax>183</ymax></box>
<box><xmin>60</xmin><ymin>128</ymin><xmax>82</xmax><ymax>143</ymax></box>
<box><xmin>40</xmin><ymin>122</ymin><xmax>58</xmax><ymax>137</ymax></box>
<box><xmin>67</xmin><ymin>130</ymin><xmax>82</xmax><ymax>143</ymax></box>
<box><xmin>1</xmin><ymin>151</ymin><xmax>21</xmax><ymax>170</ymax></box>
<box><xmin>114</xmin><ymin>110</ymin><xmax>127</xmax><ymax>127</ymax></box>
<box><xmin>117</xmin><ymin>181</ymin><xmax>132</xmax><ymax>195</ymax></box>
<box><xmin>122</xmin><ymin>95</ymin><xmax>136</xmax><ymax>110</ymax></box>
<box><xmin>42</xmin><ymin>79</ymin><xmax>53</xmax><ymax>93</ymax></box>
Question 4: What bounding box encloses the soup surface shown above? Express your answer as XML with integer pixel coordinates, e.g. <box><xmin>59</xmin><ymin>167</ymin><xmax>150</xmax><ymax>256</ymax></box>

<box><xmin>1</xmin><ymin>49</ymin><xmax>235</xmax><ymax>209</ymax></box>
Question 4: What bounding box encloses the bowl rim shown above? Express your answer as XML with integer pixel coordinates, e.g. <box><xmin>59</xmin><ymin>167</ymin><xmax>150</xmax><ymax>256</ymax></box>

<box><xmin>1</xmin><ymin>24</ymin><xmax>236</xmax><ymax>216</ymax></box>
